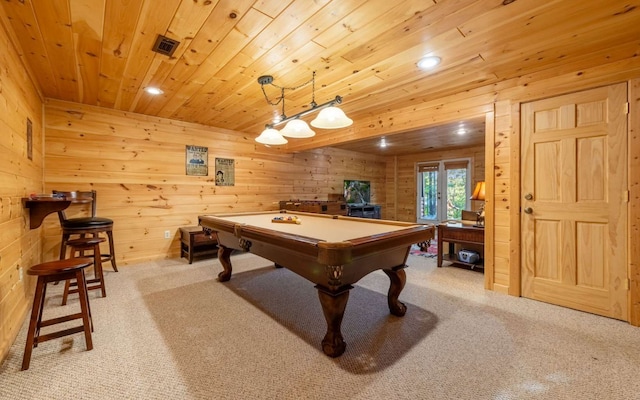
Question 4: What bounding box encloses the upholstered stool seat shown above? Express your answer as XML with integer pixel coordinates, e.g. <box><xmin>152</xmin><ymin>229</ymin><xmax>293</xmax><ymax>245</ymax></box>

<box><xmin>62</xmin><ymin>237</ymin><xmax>107</xmax><ymax>305</ymax></box>
<box><xmin>62</xmin><ymin>216</ymin><xmax>113</xmax><ymax>228</ymax></box>
<box><xmin>21</xmin><ymin>258</ymin><xmax>94</xmax><ymax>370</ymax></box>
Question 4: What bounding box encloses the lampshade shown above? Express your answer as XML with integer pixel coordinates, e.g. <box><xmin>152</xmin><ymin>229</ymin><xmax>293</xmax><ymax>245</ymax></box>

<box><xmin>279</xmin><ymin>119</ymin><xmax>315</xmax><ymax>138</ymax></box>
<box><xmin>310</xmin><ymin>106</ymin><xmax>353</xmax><ymax>129</ymax></box>
<box><xmin>255</xmin><ymin>128</ymin><xmax>288</xmax><ymax>145</ymax></box>
<box><xmin>470</xmin><ymin>181</ymin><xmax>486</xmax><ymax>201</ymax></box>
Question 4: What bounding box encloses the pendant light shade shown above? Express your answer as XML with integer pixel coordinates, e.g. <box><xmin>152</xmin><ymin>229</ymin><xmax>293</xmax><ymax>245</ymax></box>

<box><xmin>255</xmin><ymin>128</ymin><xmax>288</xmax><ymax>145</ymax></box>
<box><xmin>310</xmin><ymin>106</ymin><xmax>353</xmax><ymax>129</ymax></box>
<box><xmin>280</xmin><ymin>119</ymin><xmax>315</xmax><ymax>138</ymax></box>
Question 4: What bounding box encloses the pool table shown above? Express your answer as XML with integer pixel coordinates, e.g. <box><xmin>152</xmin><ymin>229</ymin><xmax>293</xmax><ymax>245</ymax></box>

<box><xmin>199</xmin><ymin>210</ymin><xmax>434</xmax><ymax>357</ymax></box>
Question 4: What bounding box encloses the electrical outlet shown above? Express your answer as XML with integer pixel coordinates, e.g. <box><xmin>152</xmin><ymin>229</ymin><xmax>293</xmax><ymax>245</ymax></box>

<box><xmin>164</xmin><ymin>230</ymin><xmax>171</xmax><ymax>239</ymax></box>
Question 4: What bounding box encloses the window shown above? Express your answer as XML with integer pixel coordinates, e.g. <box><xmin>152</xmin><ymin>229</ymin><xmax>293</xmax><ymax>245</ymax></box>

<box><xmin>417</xmin><ymin>159</ymin><xmax>471</xmax><ymax>223</ymax></box>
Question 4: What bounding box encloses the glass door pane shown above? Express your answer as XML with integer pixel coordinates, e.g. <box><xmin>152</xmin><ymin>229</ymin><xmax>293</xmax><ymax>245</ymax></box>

<box><xmin>445</xmin><ymin>167</ymin><xmax>468</xmax><ymax>220</ymax></box>
<box><xmin>420</xmin><ymin>169</ymin><xmax>438</xmax><ymax>220</ymax></box>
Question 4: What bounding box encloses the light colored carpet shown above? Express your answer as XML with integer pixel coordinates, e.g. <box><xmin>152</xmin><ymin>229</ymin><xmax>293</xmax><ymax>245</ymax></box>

<box><xmin>1</xmin><ymin>252</ymin><xmax>639</xmax><ymax>399</ymax></box>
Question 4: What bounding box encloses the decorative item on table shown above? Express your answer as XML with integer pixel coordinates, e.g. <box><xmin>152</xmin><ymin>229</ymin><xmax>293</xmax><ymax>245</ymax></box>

<box><xmin>29</xmin><ymin>193</ymin><xmax>63</xmax><ymax>200</ymax></box>
<box><xmin>272</xmin><ymin>215</ymin><xmax>302</xmax><ymax>224</ymax></box>
<box><xmin>458</xmin><ymin>249</ymin><xmax>480</xmax><ymax>264</ymax></box>
<box><xmin>470</xmin><ymin>181</ymin><xmax>486</xmax><ymax>228</ymax></box>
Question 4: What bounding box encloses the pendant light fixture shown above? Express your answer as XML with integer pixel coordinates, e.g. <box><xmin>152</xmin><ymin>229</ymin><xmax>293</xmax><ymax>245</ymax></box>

<box><xmin>255</xmin><ymin>128</ymin><xmax>288</xmax><ymax>145</ymax></box>
<box><xmin>255</xmin><ymin>72</ymin><xmax>352</xmax><ymax>145</ymax></box>
<box><xmin>280</xmin><ymin>118</ymin><xmax>315</xmax><ymax>138</ymax></box>
<box><xmin>310</xmin><ymin>106</ymin><xmax>352</xmax><ymax>129</ymax></box>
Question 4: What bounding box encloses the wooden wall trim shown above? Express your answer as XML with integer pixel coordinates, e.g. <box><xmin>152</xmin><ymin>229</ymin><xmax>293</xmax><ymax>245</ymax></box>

<box><xmin>484</xmin><ymin>110</ymin><xmax>495</xmax><ymax>291</ymax></box>
<box><xmin>629</xmin><ymin>78</ymin><xmax>640</xmax><ymax>326</ymax></box>
<box><xmin>508</xmin><ymin>102</ymin><xmax>521</xmax><ymax>297</ymax></box>
<box><xmin>492</xmin><ymin>100</ymin><xmax>512</xmax><ymax>294</ymax></box>
<box><xmin>393</xmin><ymin>156</ymin><xmax>398</xmax><ymax>220</ymax></box>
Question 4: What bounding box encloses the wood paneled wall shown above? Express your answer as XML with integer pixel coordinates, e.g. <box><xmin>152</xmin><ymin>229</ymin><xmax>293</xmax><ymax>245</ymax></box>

<box><xmin>42</xmin><ymin>100</ymin><xmax>387</xmax><ymax>264</ymax></box>
<box><xmin>384</xmin><ymin>146</ymin><xmax>485</xmax><ymax>222</ymax></box>
<box><xmin>0</xmin><ymin>19</ymin><xmax>44</xmax><ymax>361</ymax></box>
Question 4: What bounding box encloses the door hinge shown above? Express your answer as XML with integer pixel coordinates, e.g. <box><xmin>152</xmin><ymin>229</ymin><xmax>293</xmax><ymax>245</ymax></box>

<box><xmin>624</xmin><ymin>278</ymin><xmax>630</xmax><ymax>290</ymax></box>
<box><xmin>624</xmin><ymin>190</ymin><xmax>629</xmax><ymax>202</ymax></box>
<box><xmin>624</xmin><ymin>102</ymin><xmax>629</xmax><ymax>114</ymax></box>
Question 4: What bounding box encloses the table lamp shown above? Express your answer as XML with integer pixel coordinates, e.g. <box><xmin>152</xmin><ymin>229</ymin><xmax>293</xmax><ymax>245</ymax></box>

<box><xmin>470</xmin><ymin>181</ymin><xmax>486</xmax><ymax>227</ymax></box>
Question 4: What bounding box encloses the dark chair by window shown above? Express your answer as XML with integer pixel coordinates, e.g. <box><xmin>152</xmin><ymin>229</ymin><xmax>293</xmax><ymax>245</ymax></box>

<box><xmin>53</xmin><ymin>190</ymin><xmax>118</xmax><ymax>272</ymax></box>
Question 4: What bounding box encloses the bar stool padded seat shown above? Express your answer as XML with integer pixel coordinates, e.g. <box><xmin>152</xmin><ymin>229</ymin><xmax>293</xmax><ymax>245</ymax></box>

<box><xmin>62</xmin><ymin>216</ymin><xmax>113</xmax><ymax>228</ymax></box>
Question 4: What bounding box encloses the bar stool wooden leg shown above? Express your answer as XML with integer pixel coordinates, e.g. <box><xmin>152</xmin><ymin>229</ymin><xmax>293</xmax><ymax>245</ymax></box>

<box><xmin>21</xmin><ymin>278</ymin><xmax>46</xmax><ymax>370</ymax></box>
<box><xmin>62</xmin><ymin>279</ymin><xmax>71</xmax><ymax>306</ymax></box>
<box><xmin>59</xmin><ymin>232</ymin><xmax>71</xmax><ymax>261</ymax></box>
<box><xmin>105</xmin><ymin>230</ymin><xmax>118</xmax><ymax>272</ymax></box>
<box><xmin>91</xmin><ymin>242</ymin><xmax>106</xmax><ymax>298</ymax></box>
<box><xmin>75</xmin><ymin>268</ymin><xmax>94</xmax><ymax>345</ymax></box>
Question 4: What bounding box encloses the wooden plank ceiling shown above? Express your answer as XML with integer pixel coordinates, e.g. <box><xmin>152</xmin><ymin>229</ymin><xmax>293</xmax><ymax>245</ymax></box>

<box><xmin>1</xmin><ymin>0</ymin><xmax>638</xmax><ymax>155</ymax></box>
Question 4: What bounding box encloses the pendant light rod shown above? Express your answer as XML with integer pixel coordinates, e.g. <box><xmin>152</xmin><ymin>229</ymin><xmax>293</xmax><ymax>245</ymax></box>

<box><xmin>267</xmin><ymin>96</ymin><xmax>343</xmax><ymax>129</ymax></box>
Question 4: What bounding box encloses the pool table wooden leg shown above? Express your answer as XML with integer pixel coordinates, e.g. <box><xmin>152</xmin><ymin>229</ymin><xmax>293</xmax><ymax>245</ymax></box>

<box><xmin>217</xmin><ymin>245</ymin><xmax>234</xmax><ymax>282</ymax></box>
<box><xmin>383</xmin><ymin>266</ymin><xmax>407</xmax><ymax>316</ymax></box>
<box><xmin>316</xmin><ymin>286</ymin><xmax>351</xmax><ymax>357</ymax></box>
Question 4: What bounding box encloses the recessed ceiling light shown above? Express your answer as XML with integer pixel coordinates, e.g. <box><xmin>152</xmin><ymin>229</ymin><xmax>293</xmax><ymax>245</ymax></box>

<box><xmin>379</xmin><ymin>137</ymin><xmax>388</xmax><ymax>148</ymax></box>
<box><xmin>457</xmin><ymin>128</ymin><xmax>466</xmax><ymax>135</ymax></box>
<box><xmin>145</xmin><ymin>87</ymin><xmax>164</xmax><ymax>95</ymax></box>
<box><xmin>417</xmin><ymin>55</ymin><xmax>441</xmax><ymax>70</ymax></box>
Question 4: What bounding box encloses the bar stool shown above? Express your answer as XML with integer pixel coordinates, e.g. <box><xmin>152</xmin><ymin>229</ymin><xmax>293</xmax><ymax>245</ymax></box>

<box><xmin>53</xmin><ymin>190</ymin><xmax>118</xmax><ymax>272</ymax></box>
<box><xmin>62</xmin><ymin>237</ymin><xmax>107</xmax><ymax>305</ymax></box>
<box><xmin>22</xmin><ymin>258</ymin><xmax>94</xmax><ymax>371</ymax></box>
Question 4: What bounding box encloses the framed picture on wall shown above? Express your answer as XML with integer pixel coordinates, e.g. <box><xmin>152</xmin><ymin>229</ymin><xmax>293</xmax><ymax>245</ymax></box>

<box><xmin>215</xmin><ymin>157</ymin><xmax>235</xmax><ymax>186</ymax></box>
<box><xmin>186</xmin><ymin>145</ymin><xmax>208</xmax><ymax>176</ymax></box>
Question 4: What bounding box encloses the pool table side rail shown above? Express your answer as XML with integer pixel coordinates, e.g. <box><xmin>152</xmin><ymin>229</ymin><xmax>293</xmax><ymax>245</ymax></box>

<box><xmin>199</xmin><ymin>215</ymin><xmax>434</xmax><ymax>250</ymax></box>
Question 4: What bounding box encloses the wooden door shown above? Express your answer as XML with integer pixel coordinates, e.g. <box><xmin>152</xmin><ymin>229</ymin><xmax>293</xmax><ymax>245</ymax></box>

<box><xmin>521</xmin><ymin>83</ymin><xmax>628</xmax><ymax>320</ymax></box>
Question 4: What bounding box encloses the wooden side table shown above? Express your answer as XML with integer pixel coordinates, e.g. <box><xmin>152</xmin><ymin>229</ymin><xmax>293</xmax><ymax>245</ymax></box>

<box><xmin>437</xmin><ymin>223</ymin><xmax>484</xmax><ymax>269</ymax></box>
<box><xmin>180</xmin><ymin>226</ymin><xmax>218</xmax><ymax>264</ymax></box>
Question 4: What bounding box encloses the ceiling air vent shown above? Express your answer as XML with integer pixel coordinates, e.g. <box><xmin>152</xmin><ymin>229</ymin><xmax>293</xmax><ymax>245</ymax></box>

<box><xmin>152</xmin><ymin>35</ymin><xmax>180</xmax><ymax>57</ymax></box>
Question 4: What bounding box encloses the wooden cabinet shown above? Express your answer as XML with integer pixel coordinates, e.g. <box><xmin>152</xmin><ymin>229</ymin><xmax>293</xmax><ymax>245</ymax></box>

<box><xmin>279</xmin><ymin>200</ymin><xmax>347</xmax><ymax>215</ymax></box>
<box><xmin>346</xmin><ymin>204</ymin><xmax>381</xmax><ymax>219</ymax></box>
<box><xmin>180</xmin><ymin>226</ymin><xmax>218</xmax><ymax>264</ymax></box>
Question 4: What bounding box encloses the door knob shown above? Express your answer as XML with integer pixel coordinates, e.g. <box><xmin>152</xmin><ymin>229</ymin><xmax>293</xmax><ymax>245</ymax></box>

<box><xmin>524</xmin><ymin>207</ymin><xmax>533</xmax><ymax>214</ymax></box>
<box><xmin>524</xmin><ymin>193</ymin><xmax>533</xmax><ymax>200</ymax></box>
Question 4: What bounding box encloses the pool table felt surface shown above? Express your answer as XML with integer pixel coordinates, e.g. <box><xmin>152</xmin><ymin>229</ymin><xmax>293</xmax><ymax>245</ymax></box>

<box><xmin>204</xmin><ymin>211</ymin><xmax>417</xmax><ymax>243</ymax></box>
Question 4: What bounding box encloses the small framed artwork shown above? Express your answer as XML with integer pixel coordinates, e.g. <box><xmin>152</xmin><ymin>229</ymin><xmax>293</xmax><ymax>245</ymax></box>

<box><xmin>215</xmin><ymin>157</ymin><xmax>235</xmax><ymax>186</ymax></box>
<box><xmin>186</xmin><ymin>145</ymin><xmax>208</xmax><ymax>176</ymax></box>
<box><xmin>27</xmin><ymin>118</ymin><xmax>33</xmax><ymax>160</ymax></box>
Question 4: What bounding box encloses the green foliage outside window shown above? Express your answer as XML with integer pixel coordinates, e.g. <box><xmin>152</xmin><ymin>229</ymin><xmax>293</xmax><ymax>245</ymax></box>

<box><xmin>446</xmin><ymin>169</ymin><xmax>467</xmax><ymax>219</ymax></box>
<box><xmin>421</xmin><ymin>168</ymin><xmax>467</xmax><ymax>220</ymax></box>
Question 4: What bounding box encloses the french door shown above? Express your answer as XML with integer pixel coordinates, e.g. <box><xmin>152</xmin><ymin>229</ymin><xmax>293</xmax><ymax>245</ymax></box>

<box><xmin>417</xmin><ymin>159</ymin><xmax>471</xmax><ymax>224</ymax></box>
